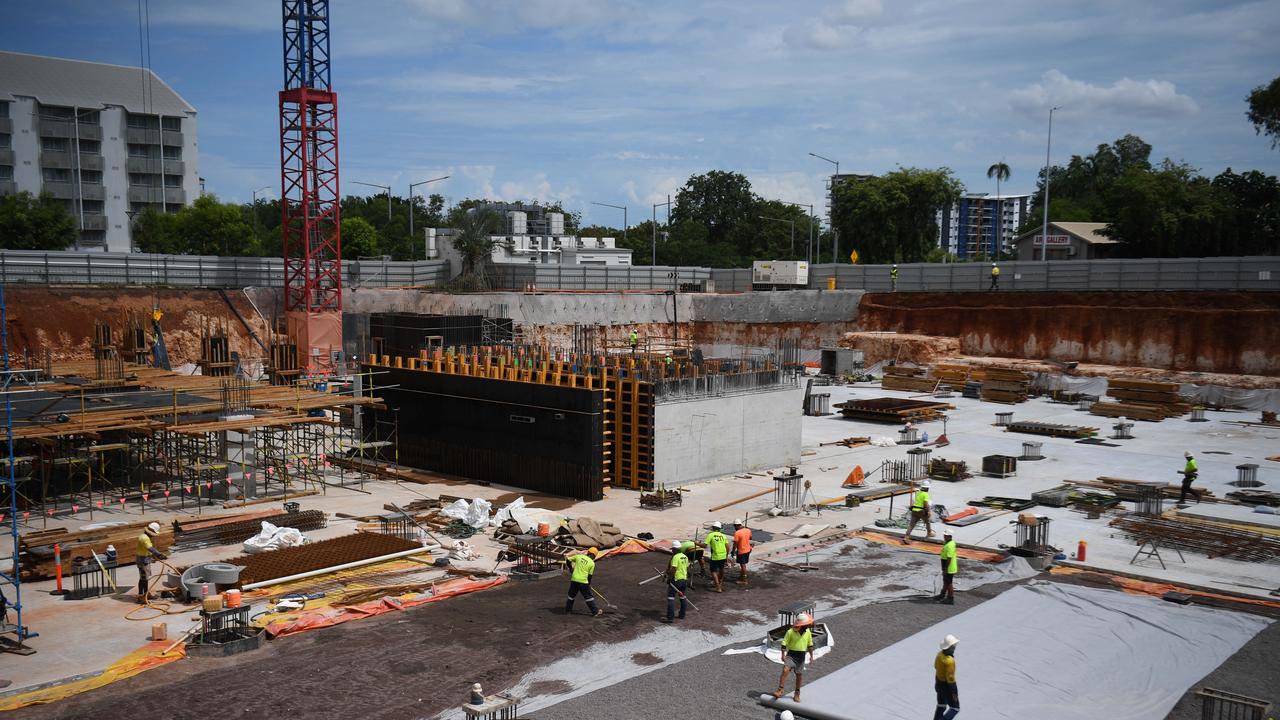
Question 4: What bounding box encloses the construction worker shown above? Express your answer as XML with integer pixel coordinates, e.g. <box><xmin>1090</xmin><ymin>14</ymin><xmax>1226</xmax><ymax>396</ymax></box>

<box><xmin>1179</xmin><ymin>451</ymin><xmax>1202</xmax><ymax>505</ymax></box>
<box><xmin>890</xmin><ymin>264</ymin><xmax>899</xmax><ymax>292</ymax></box>
<box><xmin>934</xmin><ymin>634</ymin><xmax>960</xmax><ymax>720</ymax></box>
<box><xmin>988</xmin><ymin>262</ymin><xmax>1000</xmax><ymax>291</ymax></box>
<box><xmin>683</xmin><ymin>537</ymin><xmax>707</xmax><ymax>578</ymax></box>
<box><xmin>662</xmin><ymin>541</ymin><xmax>690</xmax><ymax>622</ymax></box>
<box><xmin>903</xmin><ymin>480</ymin><xmax>934</xmax><ymax>544</ymax></box>
<box><xmin>732</xmin><ymin>519</ymin><xmax>753</xmax><ymax>585</ymax></box>
<box><xmin>774</xmin><ymin>612</ymin><xmax>815</xmax><ymax>703</ymax></box>
<box><xmin>664</xmin><ymin>354</ymin><xmax>674</xmax><ymax>371</ymax></box>
<box><xmin>935</xmin><ymin>530</ymin><xmax>957</xmax><ymax>604</ymax></box>
<box><xmin>135</xmin><ymin>521</ymin><xmax>166</xmax><ymax>604</ymax></box>
<box><xmin>704</xmin><ymin>521</ymin><xmax>730</xmax><ymax>592</ymax></box>
<box><xmin>628</xmin><ymin>329</ymin><xmax>639</xmax><ymax>355</ymax></box>
<box><xmin>564</xmin><ymin>547</ymin><xmax>603</xmax><ymax>617</ymax></box>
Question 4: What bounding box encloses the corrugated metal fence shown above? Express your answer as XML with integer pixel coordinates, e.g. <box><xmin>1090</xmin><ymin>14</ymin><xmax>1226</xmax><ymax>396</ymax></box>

<box><xmin>0</xmin><ymin>250</ymin><xmax>451</xmax><ymax>289</ymax></box>
<box><xmin>1</xmin><ymin>250</ymin><xmax>1276</xmax><ymax>293</ymax></box>
<box><xmin>712</xmin><ymin>257</ymin><xmax>1280</xmax><ymax>293</ymax></box>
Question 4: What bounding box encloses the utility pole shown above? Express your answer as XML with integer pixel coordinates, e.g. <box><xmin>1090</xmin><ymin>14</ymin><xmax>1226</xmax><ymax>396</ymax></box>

<box><xmin>409</xmin><ymin>175</ymin><xmax>449</xmax><ymax>257</ymax></box>
<box><xmin>652</xmin><ymin>196</ymin><xmax>673</xmax><ymax>266</ymax></box>
<box><xmin>1040</xmin><ymin>106</ymin><xmax>1062</xmax><ymax>263</ymax></box>
<box><xmin>809</xmin><ymin>152</ymin><xmax>840</xmax><ymax>263</ymax></box>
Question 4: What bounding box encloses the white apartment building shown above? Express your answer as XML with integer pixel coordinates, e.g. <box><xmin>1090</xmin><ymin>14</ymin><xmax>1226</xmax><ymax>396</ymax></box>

<box><xmin>0</xmin><ymin>51</ymin><xmax>200</xmax><ymax>252</ymax></box>
<box><xmin>432</xmin><ymin>203</ymin><xmax>633</xmax><ymax>275</ymax></box>
<box><xmin>936</xmin><ymin>193</ymin><xmax>1031</xmax><ymax>259</ymax></box>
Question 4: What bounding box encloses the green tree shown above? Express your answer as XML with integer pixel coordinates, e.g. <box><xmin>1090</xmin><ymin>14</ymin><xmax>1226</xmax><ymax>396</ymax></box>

<box><xmin>174</xmin><ymin>194</ymin><xmax>256</xmax><ymax>256</ymax></box>
<box><xmin>1247</xmin><ymin>76</ymin><xmax>1280</xmax><ymax>149</ymax></box>
<box><xmin>447</xmin><ymin>207</ymin><xmax>506</xmax><ymax>290</ymax></box>
<box><xmin>831</xmin><ymin>167</ymin><xmax>963</xmax><ymax>263</ymax></box>
<box><xmin>0</xmin><ymin>192</ymin><xmax>78</xmax><ymax>250</ymax></box>
<box><xmin>986</xmin><ymin>161</ymin><xmax>1011</xmax><ymax>204</ymax></box>
<box><xmin>1103</xmin><ymin>161</ymin><xmax>1228</xmax><ymax>257</ymax></box>
<box><xmin>670</xmin><ymin>170</ymin><xmax>757</xmax><ymax>255</ymax></box>
<box><xmin>340</xmin><ymin>216</ymin><xmax>380</xmax><ymax>259</ymax></box>
<box><xmin>1211</xmin><ymin>168</ymin><xmax>1280</xmax><ymax>255</ymax></box>
<box><xmin>131</xmin><ymin>208</ymin><xmax>181</xmax><ymax>254</ymax></box>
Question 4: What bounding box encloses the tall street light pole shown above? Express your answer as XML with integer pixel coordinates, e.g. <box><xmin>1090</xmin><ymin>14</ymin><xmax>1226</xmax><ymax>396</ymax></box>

<box><xmin>778</xmin><ymin>201</ymin><xmax>815</xmax><ymax>264</ymax></box>
<box><xmin>251</xmin><ymin>185</ymin><xmax>271</xmax><ymax>240</ymax></box>
<box><xmin>409</xmin><ymin>175</ymin><xmax>450</xmax><ymax>257</ymax></box>
<box><xmin>1040</xmin><ymin>105</ymin><xmax>1062</xmax><ymax>263</ymax></box>
<box><xmin>652</xmin><ymin>196</ymin><xmax>672</xmax><ymax>266</ymax></box>
<box><xmin>590</xmin><ymin>201</ymin><xmax>627</xmax><ymax>245</ymax></box>
<box><xmin>759</xmin><ymin>215</ymin><xmax>796</xmax><ymax>256</ymax></box>
<box><xmin>809</xmin><ymin>152</ymin><xmax>840</xmax><ymax>263</ymax></box>
<box><xmin>351</xmin><ymin>180</ymin><xmax>392</xmax><ymax>221</ymax></box>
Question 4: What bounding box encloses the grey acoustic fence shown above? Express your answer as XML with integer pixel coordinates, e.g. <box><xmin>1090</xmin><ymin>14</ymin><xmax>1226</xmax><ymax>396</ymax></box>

<box><xmin>0</xmin><ymin>250</ymin><xmax>450</xmax><ymax>289</ymax></box>
<box><xmin>489</xmin><ymin>264</ymin><xmax>713</xmax><ymax>291</ymax></box>
<box><xmin>2</xmin><ymin>250</ymin><xmax>1276</xmax><ymax>293</ymax></box>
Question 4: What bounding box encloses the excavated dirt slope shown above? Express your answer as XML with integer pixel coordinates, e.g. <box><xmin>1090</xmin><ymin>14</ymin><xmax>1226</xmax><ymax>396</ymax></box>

<box><xmin>858</xmin><ymin>291</ymin><xmax>1280</xmax><ymax>376</ymax></box>
<box><xmin>4</xmin><ymin>287</ymin><xmax>263</xmax><ymax>368</ymax></box>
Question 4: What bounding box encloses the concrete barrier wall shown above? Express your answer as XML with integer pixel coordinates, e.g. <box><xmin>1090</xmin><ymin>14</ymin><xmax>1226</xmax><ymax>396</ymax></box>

<box><xmin>653</xmin><ymin>385</ymin><xmax>803</xmax><ymax>485</ymax></box>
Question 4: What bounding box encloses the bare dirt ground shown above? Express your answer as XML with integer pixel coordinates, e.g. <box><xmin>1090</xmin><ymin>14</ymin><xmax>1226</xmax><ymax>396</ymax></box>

<box><xmin>5</xmin><ymin>287</ymin><xmax>263</xmax><ymax>368</ymax></box>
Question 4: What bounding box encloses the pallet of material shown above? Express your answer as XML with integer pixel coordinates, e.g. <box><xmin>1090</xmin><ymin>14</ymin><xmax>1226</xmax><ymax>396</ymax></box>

<box><xmin>1089</xmin><ymin>401</ymin><xmax>1178</xmax><ymax>422</ymax></box>
<box><xmin>1006</xmin><ymin>420</ymin><xmax>1098</xmax><ymax>439</ymax></box>
<box><xmin>1109</xmin><ymin>378</ymin><xmax>1180</xmax><ymax>393</ymax></box>
<box><xmin>835</xmin><ymin>398</ymin><xmax>954</xmax><ymax>423</ymax></box>
<box><xmin>1087</xmin><ymin>476</ymin><xmax>1221</xmax><ymax>503</ymax></box>
<box><xmin>20</xmin><ymin>520</ymin><xmax>175</xmax><ymax>580</ymax></box>
<box><xmin>980</xmin><ymin>388</ymin><xmax>1028</xmax><ymax>404</ymax></box>
<box><xmin>928</xmin><ymin>458</ymin><xmax>971</xmax><ymax>482</ymax></box>
<box><xmin>883</xmin><ymin>365</ymin><xmax>925</xmax><ymax>377</ymax></box>
<box><xmin>982</xmin><ymin>367</ymin><xmax>1032</xmax><ymax>382</ymax></box>
<box><xmin>882</xmin><ymin>375</ymin><xmax>940</xmax><ymax>392</ymax></box>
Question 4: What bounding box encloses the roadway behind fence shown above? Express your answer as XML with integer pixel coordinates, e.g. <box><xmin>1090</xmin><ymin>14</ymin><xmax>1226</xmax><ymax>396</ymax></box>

<box><xmin>1</xmin><ymin>250</ymin><xmax>1276</xmax><ymax>293</ymax></box>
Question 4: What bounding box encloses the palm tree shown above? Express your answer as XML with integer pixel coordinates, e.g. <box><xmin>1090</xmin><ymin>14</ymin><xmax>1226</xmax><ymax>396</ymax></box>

<box><xmin>986</xmin><ymin>161</ymin><xmax>1011</xmax><ymax>257</ymax></box>
<box><xmin>449</xmin><ymin>207</ymin><xmax>505</xmax><ymax>290</ymax></box>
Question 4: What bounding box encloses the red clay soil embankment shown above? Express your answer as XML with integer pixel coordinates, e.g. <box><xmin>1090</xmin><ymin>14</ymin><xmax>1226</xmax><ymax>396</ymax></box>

<box><xmin>858</xmin><ymin>291</ymin><xmax>1280</xmax><ymax>376</ymax></box>
<box><xmin>4</xmin><ymin>287</ymin><xmax>263</xmax><ymax>367</ymax></box>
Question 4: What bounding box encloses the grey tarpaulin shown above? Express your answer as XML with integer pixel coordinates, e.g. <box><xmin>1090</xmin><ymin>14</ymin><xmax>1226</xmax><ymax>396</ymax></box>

<box><xmin>799</xmin><ymin>581</ymin><xmax>1271</xmax><ymax>720</ymax></box>
<box><xmin>1029</xmin><ymin>372</ymin><xmax>1280</xmax><ymax>412</ymax></box>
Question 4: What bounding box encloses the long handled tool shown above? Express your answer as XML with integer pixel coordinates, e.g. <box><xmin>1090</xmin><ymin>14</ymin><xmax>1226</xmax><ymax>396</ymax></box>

<box><xmin>90</xmin><ymin>549</ymin><xmax>120</xmax><ymax>594</ymax></box>
<box><xmin>590</xmin><ymin>585</ymin><xmax>617</xmax><ymax>609</ymax></box>
<box><xmin>638</xmin><ymin>571</ymin><xmax>667</xmax><ymax>586</ymax></box>
<box><xmin>160</xmin><ymin>623</ymin><xmax>200</xmax><ymax>657</ymax></box>
<box><xmin>388</xmin><ymin>502</ymin><xmax>445</xmax><ymax>547</ymax></box>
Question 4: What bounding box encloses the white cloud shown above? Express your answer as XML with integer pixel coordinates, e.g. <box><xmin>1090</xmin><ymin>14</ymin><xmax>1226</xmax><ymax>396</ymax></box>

<box><xmin>356</xmin><ymin>71</ymin><xmax>574</xmax><ymax>95</ymax></box>
<box><xmin>1009</xmin><ymin>69</ymin><xmax>1199</xmax><ymax>118</ymax></box>
<box><xmin>609</xmin><ymin>151</ymin><xmax>682</xmax><ymax>161</ymax></box>
<box><xmin>783</xmin><ymin>20</ymin><xmax>848</xmax><ymax>50</ymax></box>
<box><xmin>824</xmin><ymin>0</ymin><xmax>883</xmax><ymax>25</ymax></box>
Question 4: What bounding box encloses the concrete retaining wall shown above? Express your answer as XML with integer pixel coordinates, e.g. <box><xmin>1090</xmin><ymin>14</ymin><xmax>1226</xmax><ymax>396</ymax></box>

<box><xmin>653</xmin><ymin>386</ymin><xmax>803</xmax><ymax>485</ymax></box>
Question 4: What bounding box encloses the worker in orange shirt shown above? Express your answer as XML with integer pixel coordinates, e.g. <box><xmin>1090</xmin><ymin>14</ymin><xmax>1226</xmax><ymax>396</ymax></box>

<box><xmin>731</xmin><ymin>518</ymin><xmax>753</xmax><ymax>585</ymax></box>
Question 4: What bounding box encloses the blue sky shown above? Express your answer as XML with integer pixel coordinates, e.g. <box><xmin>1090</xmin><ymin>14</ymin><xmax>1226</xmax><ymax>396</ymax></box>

<box><xmin>4</xmin><ymin>0</ymin><xmax>1278</xmax><ymax>226</ymax></box>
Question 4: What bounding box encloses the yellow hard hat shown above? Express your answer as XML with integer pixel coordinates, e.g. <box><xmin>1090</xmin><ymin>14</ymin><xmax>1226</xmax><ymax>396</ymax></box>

<box><xmin>587</xmin><ymin>547</ymin><xmax>599</xmax><ymax>557</ymax></box>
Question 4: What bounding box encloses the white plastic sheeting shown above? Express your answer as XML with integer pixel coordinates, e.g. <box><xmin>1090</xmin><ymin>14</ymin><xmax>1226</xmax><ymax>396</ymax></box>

<box><xmin>800</xmin><ymin>581</ymin><xmax>1271</xmax><ymax>720</ymax></box>
<box><xmin>242</xmin><ymin>521</ymin><xmax>306</xmax><ymax>554</ymax></box>
<box><xmin>440</xmin><ymin>497</ymin><xmax>493</xmax><ymax>528</ymax></box>
<box><xmin>1028</xmin><ymin>371</ymin><xmax>1280</xmax><ymax>412</ymax></box>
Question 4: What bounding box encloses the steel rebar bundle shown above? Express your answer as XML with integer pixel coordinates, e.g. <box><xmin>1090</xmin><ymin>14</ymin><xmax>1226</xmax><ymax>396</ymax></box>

<box><xmin>1109</xmin><ymin>515</ymin><xmax>1280</xmax><ymax>563</ymax></box>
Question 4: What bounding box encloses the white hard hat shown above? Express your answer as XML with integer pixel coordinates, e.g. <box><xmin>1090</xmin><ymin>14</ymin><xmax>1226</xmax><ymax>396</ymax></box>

<box><xmin>1184</xmin><ymin>451</ymin><xmax>1193</xmax><ymax>458</ymax></box>
<box><xmin>734</xmin><ymin>518</ymin><xmax>744</xmax><ymax>526</ymax></box>
<box><xmin>778</xmin><ymin>712</ymin><xmax>795</xmax><ymax>720</ymax></box>
<box><xmin>146</xmin><ymin>522</ymin><xmax>161</xmax><ymax>535</ymax></box>
<box><xmin>711</xmin><ymin>520</ymin><xmax>722</xmax><ymax>529</ymax></box>
<box><xmin>943</xmin><ymin>530</ymin><xmax>953</xmax><ymax>538</ymax></box>
<box><xmin>941</xmin><ymin>634</ymin><xmax>959</xmax><ymax>650</ymax></box>
<box><xmin>992</xmin><ymin>262</ymin><xmax>997</xmax><ymax>266</ymax></box>
<box><xmin>921</xmin><ymin>480</ymin><xmax>931</xmax><ymax>489</ymax></box>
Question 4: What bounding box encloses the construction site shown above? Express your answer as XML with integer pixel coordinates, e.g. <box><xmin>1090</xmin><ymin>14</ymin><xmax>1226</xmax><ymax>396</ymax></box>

<box><xmin>3</xmin><ymin>4</ymin><xmax>1280</xmax><ymax>720</ymax></box>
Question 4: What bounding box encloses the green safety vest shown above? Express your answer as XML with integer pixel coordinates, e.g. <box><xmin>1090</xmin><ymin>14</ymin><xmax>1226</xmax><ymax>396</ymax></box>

<box><xmin>570</xmin><ymin>554</ymin><xmax>595</xmax><ymax>584</ymax></box>
<box><xmin>669</xmin><ymin>552</ymin><xmax>689</xmax><ymax>581</ymax></box>
<box><xmin>629</xmin><ymin>332</ymin><xmax>638</xmax><ymax>346</ymax></box>
<box><xmin>705</xmin><ymin>531</ymin><xmax>729</xmax><ymax>561</ymax></box>
<box><xmin>991</xmin><ymin>266</ymin><xmax>1001</xmax><ymax>276</ymax></box>
<box><xmin>1185</xmin><ymin>458</ymin><xmax>1198</xmax><ymax>474</ymax></box>
<box><xmin>782</xmin><ymin>627</ymin><xmax>813</xmax><ymax>652</ymax></box>
<box><xmin>890</xmin><ymin>268</ymin><xmax>898</xmax><ymax>278</ymax></box>
<box><xmin>941</xmin><ymin>540</ymin><xmax>958</xmax><ymax>574</ymax></box>
<box><xmin>911</xmin><ymin>489</ymin><xmax>930</xmax><ymax>511</ymax></box>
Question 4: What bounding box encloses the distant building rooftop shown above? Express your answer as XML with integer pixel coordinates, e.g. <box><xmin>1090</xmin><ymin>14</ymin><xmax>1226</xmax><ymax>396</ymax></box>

<box><xmin>0</xmin><ymin>51</ymin><xmax>195</xmax><ymax>115</ymax></box>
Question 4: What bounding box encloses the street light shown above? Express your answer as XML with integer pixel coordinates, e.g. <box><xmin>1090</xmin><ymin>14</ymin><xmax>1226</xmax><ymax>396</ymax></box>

<box><xmin>1040</xmin><ymin>106</ymin><xmax>1062</xmax><ymax>263</ymax></box>
<box><xmin>590</xmin><ymin>201</ymin><xmax>627</xmax><ymax>245</ymax></box>
<box><xmin>777</xmin><ymin>200</ymin><xmax>815</xmax><ymax>264</ymax></box>
<box><xmin>759</xmin><ymin>215</ymin><xmax>796</xmax><ymax>256</ymax></box>
<box><xmin>409</xmin><ymin>175</ymin><xmax>449</xmax><ymax>256</ymax></box>
<box><xmin>251</xmin><ymin>185</ymin><xmax>271</xmax><ymax>240</ymax></box>
<box><xmin>351</xmin><ymin>180</ymin><xmax>392</xmax><ymax>221</ymax></box>
<box><xmin>809</xmin><ymin>152</ymin><xmax>840</xmax><ymax>263</ymax></box>
<box><xmin>652</xmin><ymin>195</ymin><xmax>673</xmax><ymax>266</ymax></box>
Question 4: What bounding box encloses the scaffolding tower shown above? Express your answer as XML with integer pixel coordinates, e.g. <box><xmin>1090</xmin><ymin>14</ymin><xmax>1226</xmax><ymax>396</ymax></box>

<box><xmin>2</xmin><ymin>285</ymin><xmax>35</xmax><ymax>651</ymax></box>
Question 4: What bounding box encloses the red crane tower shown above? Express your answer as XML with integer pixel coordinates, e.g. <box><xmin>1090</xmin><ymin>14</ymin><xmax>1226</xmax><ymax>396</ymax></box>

<box><xmin>279</xmin><ymin>0</ymin><xmax>341</xmax><ymax>371</ymax></box>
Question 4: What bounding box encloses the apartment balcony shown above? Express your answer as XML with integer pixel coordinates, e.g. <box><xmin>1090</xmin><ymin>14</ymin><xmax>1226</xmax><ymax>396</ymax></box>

<box><xmin>127</xmin><ymin>187</ymin><xmax>187</xmax><ymax>205</ymax></box>
<box><xmin>0</xmin><ymin>117</ymin><xmax>12</xmax><ymax>133</ymax></box>
<box><xmin>44</xmin><ymin>182</ymin><xmax>103</xmax><ymax>201</ymax></box>
<box><xmin>40</xmin><ymin>151</ymin><xmax>103</xmax><ymax>171</ymax></box>
<box><xmin>80</xmin><ymin>214</ymin><xmax>108</xmax><ymax>231</ymax></box>
<box><xmin>80</xmin><ymin>183</ymin><xmax>105</xmax><ymax>201</ymax></box>
<box><xmin>125</xmin><ymin>127</ymin><xmax>183</xmax><ymax>146</ymax></box>
<box><xmin>0</xmin><ymin>148</ymin><xmax>13</xmax><ymax>165</ymax></box>
<box><xmin>38</xmin><ymin>119</ymin><xmax>103</xmax><ymax>141</ymax></box>
<box><xmin>0</xmin><ymin>180</ymin><xmax>15</xmax><ymax>196</ymax></box>
<box><xmin>126</xmin><ymin>157</ymin><xmax>184</xmax><ymax>175</ymax></box>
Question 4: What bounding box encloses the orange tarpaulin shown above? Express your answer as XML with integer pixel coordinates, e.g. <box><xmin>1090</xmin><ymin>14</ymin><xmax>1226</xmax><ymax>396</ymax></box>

<box><xmin>843</xmin><ymin>465</ymin><xmax>865</xmax><ymax>488</ymax></box>
<box><xmin>261</xmin><ymin>575</ymin><xmax>507</xmax><ymax>638</ymax></box>
<box><xmin>0</xmin><ymin>640</ymin><xmax>186</xmax><ymax>712</ymax></box>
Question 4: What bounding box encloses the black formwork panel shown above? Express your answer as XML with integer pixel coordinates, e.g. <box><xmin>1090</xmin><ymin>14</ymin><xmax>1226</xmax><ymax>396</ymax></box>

<box><xmin>366</xmin><ymin>367</ymin><xmax>605</xmax><ymax>500</ymax></box>
<box><xmin>367</xmin><ymin>313</ymin><xmax>513</xmax><ymax>357</ymax></box>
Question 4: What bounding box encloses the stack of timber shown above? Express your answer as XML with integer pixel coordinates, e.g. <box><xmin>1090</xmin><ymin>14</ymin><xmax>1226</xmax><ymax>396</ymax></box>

<box><xmin>1007</xmin><ymin>420</ymin><xmax>1098</xmax><ymax>439</ymax></box>
<box><xmin>835</xmin><ymin>397</ymin><xmax>954</xmax><ymax>423</ymax></box>
<box><xmin>931</xmin><ymin>363</ymin><xmax>974</xmax><ymax>388</ymax></box>
<box><xmin>1080</xmin><ymin>476</ymin><xmax>1221</xmax><ymax>503</ymax></box>
<box><xmin>172</xmin><ymin>509</ymin><xmax>327</xmax><ymax>550</ymax></box>
<box><xmin>880</xmin><ymin>365</ymin><xmax>939</xmax><ymax>393</ymax></box>
<box><xmin>979</xmin><ymin>366</ymin><xmax>1031</xmax><ymax>404</ymax></box>
<box><xmin>19</xmin><ymin>519</ymin><xmax>174</xmax><ymax>580</ymax></box>
<box><xmin>1090</xmin><ymin>378</ymin><xmax>1192</xmax><ymax>422</ymax></box>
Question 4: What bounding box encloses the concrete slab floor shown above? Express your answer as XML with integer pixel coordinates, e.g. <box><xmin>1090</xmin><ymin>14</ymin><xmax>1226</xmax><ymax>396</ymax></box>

<box><xmin>4</xmin><ymin>381</ymin><xmax>1279</xmax><ymax>699</ymax></box>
